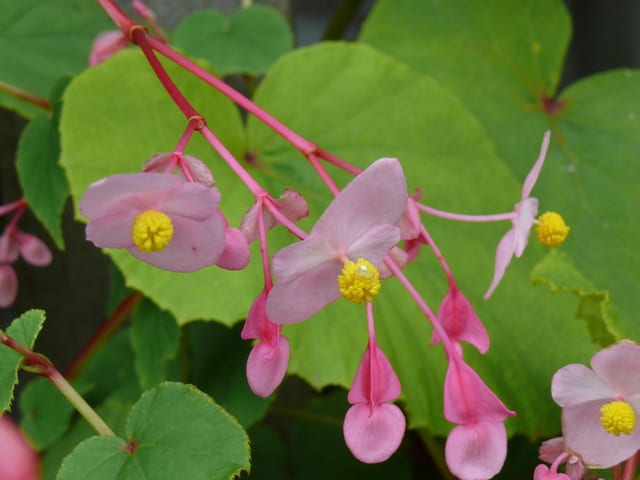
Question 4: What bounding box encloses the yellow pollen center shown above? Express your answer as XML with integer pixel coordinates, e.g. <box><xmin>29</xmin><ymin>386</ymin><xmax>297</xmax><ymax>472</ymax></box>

<box><xmin>131</xmin><ymin>210</ymin><xmax>174</xmax><ymax>252</ymax></box>
<box><xmin>338</xmin><ymin>258</ymin><xmax>381</xmax><ymax>304</ymax></box>
<box><xmin>535</xmin><ymin>211</ymin><xmax>570</xmax><ymax>247</ymax></box>
<box><xmin>600</xmin><ymin>400</ymin><xmax>636</xmax><ymax>436</ymax></box>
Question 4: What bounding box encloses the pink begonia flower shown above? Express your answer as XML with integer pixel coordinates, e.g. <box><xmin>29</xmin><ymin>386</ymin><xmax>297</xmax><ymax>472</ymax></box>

<box><xmin>484</xmin><ymin>131</ymin><xmax>551</xmax><ymax>299</ymax></box>
<box><xmin>80</xmin><ymin>173</ymin><xmax>227</xmax><ymax>273</ymax></box>
<box><xmin>343</xmin><ymin>341</ymin><xmax>405</xmax><ymax>463</ymax></box>
<box><xmin>444</xmin><ymin>354</ymin><xmax>515</xmax><ymax>480</ymax></box>
<box><xmin>143</xmin><ymin>152</ymin><xmax>215</xmax><ymax>187</ymax></box>
<box><xmin>89</xmin><ymin>31</ymin><xmax>129</xmax><ymax>66</ymax></box>
<box><xmin>533</xmin><ymin>464</ymin><xmax>571</xmax><ymax>480</ymax></box>
<box><xmin>266</xmin><ymin>157</ymin><xmax>408</xmax><ymax>324</ymax></box>
<box><xmin>240</xmin><ymin>189</ymin><xmax>309</xmax><ymax>243</ymax></box>
<box><xmin>0</xmin><ymin>416</ymin><xmax>40</xmax><ymax>480</ymax></box>
<box><xmin>538</xmin><ymin>437</ymin><xmax>586</xmax><ymax>480</ymax></box>
<box><xmin>241</xmin><ymin>289</ymin><xmax>289</xmax><ymax>397</ymax></box>
<box><xmin>431</xmin><ymin>284</ymin><xmax>489</xmax><ymax>355</ymax></box>
<box><xmin>551</xmin><ymin>340</ymin><xmax>640</xmax><ymax>468</ymax></box>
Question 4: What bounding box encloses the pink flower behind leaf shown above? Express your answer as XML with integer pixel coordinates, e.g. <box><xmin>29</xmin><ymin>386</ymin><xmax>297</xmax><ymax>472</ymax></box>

<box><xmin>266</xmin><ymin>158</ymin><xmax>408</xmax><ymax>324</ymax></box>
<box><xmin>484</xmin><ymin>131</ymin><xmax>550</xmax><ymax>299</ymax></box>
<box><xmin>551</xmin><ymin>340</ymin><xmax>640</xmax><ymax>468</ymax></box>
<box><xmin>80</xmin><ymin>173</ymin><xmax>226</xmax><ymax>272</ymax></box>
<box><xmin>343</xmin><ymin>341</ymin><xmax>405</xmax><ymax>463</ymax></box>
<box><xmin>89</xmin><ymin>31</ymin><xmax>129</xmax><ymax>66</ymax></box>
<box><xmin>241</xmin><ymin>290</ymin><xmax>289</xmax><ymax>397</ymax></box>
<box><xmin>0</xmin><ymin>416</ymin><xmax>40</xmax><ymax>480</ymax></box>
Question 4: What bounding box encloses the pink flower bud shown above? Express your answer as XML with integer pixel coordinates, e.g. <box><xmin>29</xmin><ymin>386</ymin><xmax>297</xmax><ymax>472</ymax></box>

<box><xmin>0</xmin><ymin>233</ymin><xmax>19</xmax><ymax>263</ymax></box>
<box><xmin>16</xmin><ymin>233</ymin><xmax>52</xmax><ymax>267</ymax></box>
<box><xmin>0</xmin><ymin>265</ymin><xmax>18</xmax><ymax>307</ymax></box>
<box><xmin>89</xmin><ymin>31</ymin><xmax>129</xmax><ymax>66</ymax></box>
<box><xmin>0</xmin><ymin>416</ymin><xmax>40</xmax><ymax>480</ymax></box>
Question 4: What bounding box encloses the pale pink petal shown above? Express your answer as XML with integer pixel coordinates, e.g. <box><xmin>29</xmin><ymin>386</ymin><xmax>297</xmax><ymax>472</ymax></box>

<box><xmin>0</xmin><ymin>265</ymin><xmax>18</xmax><ymax>307</ymax></box>
<box><xmin>271</xmin><ymin>234</ymin><xmax>336</xmax><ymax>284</ymax></box>
<box><xmin>538</xmin><ymin>437</ymin><xmax>565</xmax><ymax>463</ymax></box>
<box><xmin>0</xmin><ymin>416</ymin><xmax>39</xmax><ymax>480</ymax></box>
<box><xmin>16</xmin><ymin>232</ymin><xmax>52</xmax><ymax>266</ymax></box>
<box><xmin>432</xmin><ymin>286</ymin><xmax>489</xmax><ymax>353</ymax></box>
<box><xmin>445</xmin><ymin>421</ymin><xmax>507</xmax><ymax>480</ymax></box>
<box><xmin>266</xmin><ymin>260</ymin><xmax>342</xmax><ymax>324</ymax></box>
<box><xmin>128</xmin><ymin>214</ymin><xmax>225</xmax><ymax>272</ymax></box>
<box><xmin>565</xmin><ymin>456</ymin><xmax>586</xmax><ymax>480</ymax></box>
<box><xmin>513</xmin><ymin>197</ymin><xmax>538</xmax><ymax>257</ymax></box>
<box><xmin>484</xmin><ymin>228</ymin><xmax>516</xmax><ymax>300</ymax></box>
<box><xmin>89</xmin><ymin>31</ymin><xmax>129</xmax><ymax>66</ymax></box>
<box><xmin>161</xmin><ymin>183</ymin><xmax>221</xmax><ymax>220</ymax></box>
<box><xmin>240</xmin><ymin>190</ymin><xmax>308</xmax><ymax>243</ymax></box>
<box><xmin>562</xmin><ymin>400</ymin><xmax>640</xmax><ymax>468</ymax></box>
<box><xmin>551</xmin><ymin>364</ymin><xmax>613</xmax><ymax>408</ymax></box>
<box><xmin>86</xmin><ymin>211</ymin><xmax>137</xmax><ymax>249</ymax></box>
<box><xmin>239</xmin><ymin>202</ymin><xmax>262</xmax><ymax>242</ymax></box>
<box><xmin>313</xmin><ymin>158</ymin><xmax>407</xmax><ymax>251</ymax></box>
<box><xmin>343</xmin><ymin>403</ymin><xmax>405</xmax><ymax>464</ymax></box>
<box><xmin>277</xmin><ymin>189</ymin><xmax>309</xmax><ymax>223</ymax></box>
<box><xmin>142</xmin><ymin>152</ymin><xmax>175</xmax><ymax>173</ymax></box>
<box><xmin>80</xmin><ymin>173</ymin><xmax>183</xmax><ymax>219</ymax></box>
<box><xmin>396</xmin><ymin>195</ymin><xmax>422</xmax><ymax>241</ymax></box>
<box><xmin>533</xmin><ymin>464</ymin><xmax>571</xmax><ymax>480</ymax></box>
<box><xmin>182</xmin><ymin>155</ymin><xmax>215</xmax><ymax>187</ymax></box>
<box><xmin>215</xmin><ymin>227</ymin><xmax>250</xmax><ymax>270</ymax></box>
<box><xmin>346</xmin><ymin>224</ymin><xmax>400</xmax><ymax>267</ymax></box>
<box><xmin>589</xmin><ymin>341</ymin><xmax>640</xmax><ymax>398</ymax></box>
<box><xmin>378</xmin><ymin>246</ymin><xmax>408</xmax><ymax>278</ymax></box>
<box><xmin>444</xmin><ymin>355</ymin><xmax>514</xmax><ymax>424</ymax></box>
<box><xmin>347</xmin><ymin>343</ymin><xmax>401</xmax><ymax>405</ymax></box>
<box><xmin>0</xmin><ymin>233</ymin><xmax>19</xmax><ymax>263</ymax></box>
<box><xmin>522</xmin><ymin>131</ymin><xmax>551</xmax><ymax>199</ymax></box>
<box><xmin>246</xmin><ymin>336</ymin><xmax>289</xmax><ymax>397</ymax></box>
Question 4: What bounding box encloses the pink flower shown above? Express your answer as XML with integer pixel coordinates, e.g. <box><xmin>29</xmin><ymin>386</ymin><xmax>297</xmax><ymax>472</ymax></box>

<box><xmin>241</xmin><ymin>289</ymin><xmax>289</xmax><ymax>397</ymax></box>
<box><xmin>343</xmin><ymin>341</ymin><xmax>405</xmax><ymax>463</ymax></box>
<box><xmin>444</xmin><ymin>354</ymin><xmax>515</xmax><ymax>479</ymax></box>
<box><xmin>89</xmin><ymin>31</ymin><xmax>129</xmax><ymax>66</ymax></box>
<box><xmin>240</xmin><ymin>189</ymin><xmax>309</xmax><ymax>243</ymax></box>
<box><xmin>484</xmin><ymin>131</ymin><xmax>550</xmax><ymax>299</ymax></box>
<box><xmin>80</xmin><ymin>173</ymin><xmax>227</xmax><ymax>272</ymax></box>
<box><xmin>538</xmin><ymin>437</ymin><xmax>586</xmax><ymax>480</ymax></box>
<box><xmin>0</xmin><ymin>264</ymin><xmax>18</xmax><ymax>307</ymax></box>
<box><xmin>143</xmin><ymin>152</ymin><xmax>215</xmax><ymax>187</ymax></box>
<box><xmin>551</xmin><ymin>340</ymin><xmax>640</xmax><ymax>468</ymax></box>
<box><xmin>431</xmin><ymin>284</ymin><xmax>489</xmax><ymax>355</ymax></box>
<box><xmin>266</xmin><ymin>158</ymin><xmax>408</xmax><ymax>324</ymax></box>
<box><xmin>533</xmin><ymin>464</ymin><xmax>571</xmax><ymax>480</ymax></box>
<box><xmin>0</xmin><ymin>416</ymin><xmax>40</xmax><ymax>480</ymax></box>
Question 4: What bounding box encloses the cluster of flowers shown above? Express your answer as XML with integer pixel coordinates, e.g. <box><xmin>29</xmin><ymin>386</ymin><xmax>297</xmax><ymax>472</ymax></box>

<box><xmin>535</xmin><ymin>341</ymin><xmax>640</xmax><ymax>480</ymax></box>
<box><xmin>0</xmin><ymin>199</ymin><xmax>52</xmax><ymax>308</ymax></box>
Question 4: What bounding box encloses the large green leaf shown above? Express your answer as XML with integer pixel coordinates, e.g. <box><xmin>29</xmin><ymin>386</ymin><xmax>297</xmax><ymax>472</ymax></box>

<box><xmin>0</xmin><ymin>310</ymin><xmax>46</xmax><ymax>413</ymax></box>
<box><xmin>60</xmin><ymin>49</ymin><xmax>258</xmax><ymax>325</ymax></box>
<box><xmin>246</xmin><ymin>42</ymin><xmax>596</xmax><ymax>437</ymax></box>
<box><xmin>0</xmin><ymin>0</ymin><xmax>112</xmax><ymax>117</ymax></box>
<box><xmin>56</xmin><ymin>382</ymin><xmax>250</xmax><ymax>480</ymax></box>
<box><xmin>360</xmin><ymin>0</ymin><xmax>640</xmax><ymax>341</ymax></box>
<box><xmin>173</xmin><ymin>5</ymin><xmax>293</xmax><ymax>76</ymax></box>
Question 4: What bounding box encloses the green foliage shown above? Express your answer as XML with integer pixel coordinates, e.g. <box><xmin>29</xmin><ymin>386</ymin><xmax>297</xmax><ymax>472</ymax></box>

<box><xmin>0</xmin><ymin>310</ymin><xmax>46</xmax><ymax>413</ymax></box>
<box><xmin>173</xmin><ymin>5</ymin><xmax>293</xmax><ymax>76</ymax></box>
<box><xmin>56</xmin><ymin>382</ymin><xmax>250</xmax><ymax>480</ymax></box>
<box><xmin>0</xmin><ymin>0</ymin><xmax>112</xmax><ymax>117</ymax></box>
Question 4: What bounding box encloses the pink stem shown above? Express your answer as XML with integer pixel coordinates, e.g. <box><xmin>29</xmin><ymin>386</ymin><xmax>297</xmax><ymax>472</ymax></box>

<box><xmin>418</xmin><ymin>203</ymin><xmax>517</xmax><ymax>223</ymax></box>
<box><xmin>418</xmin><ymin>224</ymin><xmax>454</xmax><ymax>284</ymax></box>
<box><xmin>263</xmin><ymin>198</ymin><xmax>308</xmax><ymax>240</ymax></box>
<box><xmin>307</xmin><ymin>152</ymin><xmax>340</xmax><ymax>196</ymax></box>
<box><xmin>0</xmin><ymin>199</ymin><xmax>26</xmax><ymax>217</ymax></box>
<box><xmin>316</xmin><ymin>149</ymin><xmax>362</xmax><ymax>176</ymax></box>
<box><xmin>257</xmin><ymin>198</ymin><xmax>273</xmax><ymax>290</ymax></box>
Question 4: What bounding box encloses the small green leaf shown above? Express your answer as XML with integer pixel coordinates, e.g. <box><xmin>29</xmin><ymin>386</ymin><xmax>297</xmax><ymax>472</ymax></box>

<box><xmin>532</xmin><ymin>249</ymin><xmax>616</xmax><ymax>346</ymax></box>
<box><xmin>173</xmin><ymin>5</ymin><xmax>293</xmax><ymax>76</ymax></box>
<box><xmin>0</xmin><ymin>309</ymin><xmax>46</xmax><ymax>413</ymax></box>
<box><xmin>129</xmin><ymin>298</ymin><xmax>180</xmax><ymax>390</ymax></box>
<box><xmin>57</xmin><ymin>382</ymin><xmax>250</xmax><ymax>480</ymax></box>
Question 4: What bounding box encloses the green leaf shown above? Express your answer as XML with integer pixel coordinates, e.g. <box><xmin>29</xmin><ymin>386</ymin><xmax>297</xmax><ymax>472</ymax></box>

<box><xmin>246</xmin><ymin>41</ymin><xmax>597</xmax><ymax>437</ymax></box>
<box><xmin>0</xmin><ymin>0</ymin><xmax>113</xmax><ymax>116</ymax></box>
<box><xmin>16</xmin><ymin>78</ymin><xmax>71</xmax><ymax>249</ymax></box>
<box><xmin>60</xmin><ymin>48</ymin><xmax>258</xmax><ymax>325</ymax></box>
<box><xmin>532</xmin><ymin>249</ymin><xmax>616</xmax><ymax>346</ymax></box>
<box><xmin>57</xmin><ymin>382</ymin><xmax>250</xmax><ymax>480</ymax></box>
<box><xmin>0</xmin><ymin>309</ymin><xmax>46</xmax><ymax>413</ymax></box>
<box><xmin>173</xmin><ymin>5</ymin><xmax>293</xmax><ymax>76</ymax></box>
<box><xmin>129</xmin><ymin>298</ymin><xmax>180</xmax><ymax>390</ymax></box>
<box><xmin>360</xmin><ymin>0</ymin><xmax>640</xmax><ymax>341</ymax></box>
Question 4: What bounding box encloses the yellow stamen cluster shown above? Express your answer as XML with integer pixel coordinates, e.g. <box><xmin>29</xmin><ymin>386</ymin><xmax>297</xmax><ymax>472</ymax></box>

<box><xmin>338</xmin><ymin>258</ymin><xmax>381</xmax><ymax>304</ymax></box>
<box><xmin>131</xmin><ymin>210</ymin><xmax>174</xmax><ymax>252</ymax></box>
<box><xmin>535</xmin><ymin>211</ymin><xmax>570</xmax><ymax>247</ymax></box>
<box><xmin>600</xmin><ymin>400</ymin><xmax>636</xmax><ymax>436</ymax></box>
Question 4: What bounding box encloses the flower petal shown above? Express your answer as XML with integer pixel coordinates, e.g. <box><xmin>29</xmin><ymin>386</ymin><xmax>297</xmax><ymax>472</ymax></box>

<box><xmin>0</xmin><ymin>265</ymin><xmax>18</xmax><ymax>308</ymax></box>
<box><xmin>246</xmin><ymin>335</ymin><xmax>289</xmax><ymax>398</ymax></box>
<box><xmin>484</xmin><ymin>227</ymin><xmax>516</xmax><ymax>300</ymax></box>
<box><xmin>0</xmin><ymin>234</ymin><xmax>19</xmax><ymax>263</ymax></box>
<box><xmin>271</xmin><ymin>233</ymin><xmax>336</xmax><ymax>284</ymax></box>
<box><xmin>86</xmin><ymin>211</ymin><xmax>137</xmax><ymax>249</ymax></box>
<box><xmin>513</xmin><ymin>197</ymin><xmax>538</xmax><ymax>257</ymax></box>
<box><xmin>215</xmin><ymin>227</ymin><xmax>250</xmax><ymax>271</ymax></box>
<box><xmin>347</xmin><ymin>343</ymin><xmax>401</xmax><ymax>405</ymax></box>
<box><xmin>346</xmin><ymin>224</ymin><xmax>400</xmax><ymax>267</ymax></box>
<box><xmin>562</xmin><ymin>400</ymin><xmax>640</xmax><ymax>468</ymax></box>
<box><xmin>522</xmin><ymin>130</ymin><xmax>551</xmax><ymax>199</ymax></box>
<box><xmin>89</xmin><ymin>30</ymin><xmax>129</xmax><ymax>66</ymax></box>
<box><xmin>533</xmin><ymin>464</ymin><xmax>571</xmax><ymax>480</ymax></box>
<box><xmin>17</xmin><ymin>232</ymin><xmax>52</xmax><ymax>267</ymax></box>
<box><xmin>343</xmin><ymin>402</ymin><xmax>406</xmax><ymax>464</ymax></box>
<box><xmin>266</xmin><ymin>259</ymin><xmax>342</xmax><ymax>324</ymax></box>
<box><xmin>128</xmin><ymin>213</ymin><xmax>225</xmax><ymax>272</ymax></box>
<box><xmin>313</xmin><ymin>158</ymin><xmax>407</xmax><ymax>251</ymax></box>
<box><xmin>445</xmin><ymin>421</ymin><xmax>507</xmax><ymax>480</ymax></box>
<box><xmin>0</xmin><ymin>416</ymin><xmax>40</xmax><ymax>480</ymax></box>
<box><xmin>551</xmin><ymin>364</ymin><xmax>612</xmax><ymax>408</ymax></box>
<box><xmin>589</xmin><ymin>340</ymin><xmax>640</xmax><ymax>398</ymax></box>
